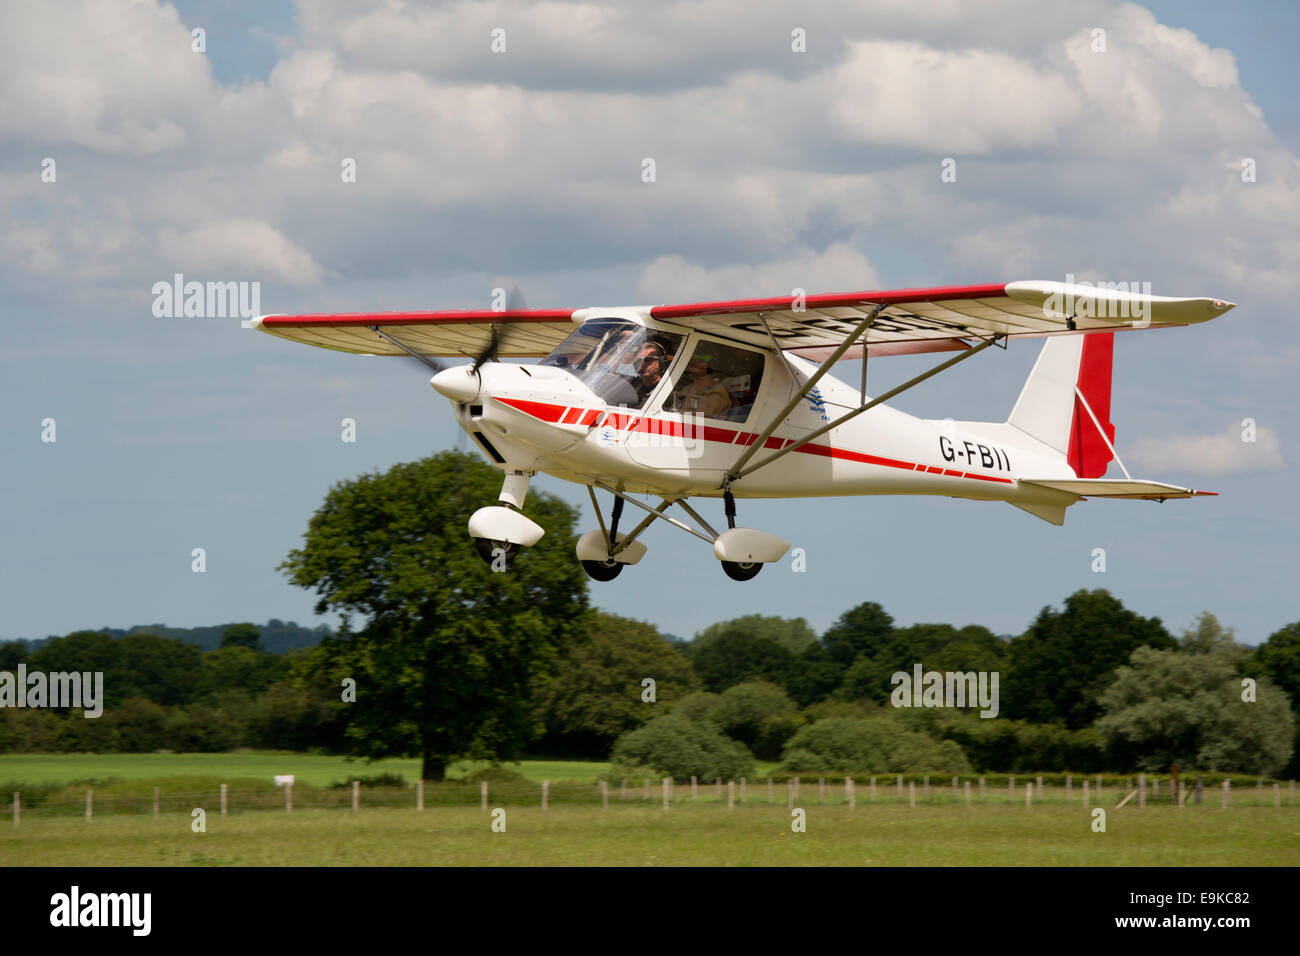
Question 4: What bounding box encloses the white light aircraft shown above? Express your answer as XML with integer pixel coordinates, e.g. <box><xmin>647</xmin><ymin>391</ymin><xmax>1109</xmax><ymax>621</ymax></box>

<box><xmin>254</xmin><ymin>280</ymin><xmax>1234</xmax><ymax>581</ymax></box>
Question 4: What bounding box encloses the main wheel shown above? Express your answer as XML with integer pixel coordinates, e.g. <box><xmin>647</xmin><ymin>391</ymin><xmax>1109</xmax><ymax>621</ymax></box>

<box><xmin>721</xmin><ymin>560</ymin><xmax>762</xmax><ymax>581</ymax></box>
<box><xmin>581</xmin><ymin>558</ymin><xmax>624</xmax><ymax>582</ymax></box>
<box><xmin>474</xmin><ymin>537</ymin><xmax>521</xmax><ymax>567</ymax></box>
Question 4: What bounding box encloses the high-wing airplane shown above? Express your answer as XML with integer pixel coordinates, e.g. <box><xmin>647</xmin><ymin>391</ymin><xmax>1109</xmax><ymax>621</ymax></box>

<box><xmin>254</xmin><ymin>280</ymin><xmax>1235</xmax><ymax>582</ymax></box>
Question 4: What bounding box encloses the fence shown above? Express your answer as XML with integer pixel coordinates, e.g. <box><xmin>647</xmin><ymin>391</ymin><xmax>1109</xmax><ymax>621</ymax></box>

<box><xmin>8</xmin><ymin>774</ymin><xmax>1297</xmax><ymax>822</ymax></box>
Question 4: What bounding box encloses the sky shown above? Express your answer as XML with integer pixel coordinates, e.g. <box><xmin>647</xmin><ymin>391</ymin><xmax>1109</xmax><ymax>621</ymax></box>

<box><xmin>1</xmin><ymin>0</ymin><xmax>1296</xmax><ymax>646</ymax></box>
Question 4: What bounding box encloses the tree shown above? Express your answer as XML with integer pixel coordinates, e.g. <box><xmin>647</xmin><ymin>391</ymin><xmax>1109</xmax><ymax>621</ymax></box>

<box><xmin>1257</xmin><ymin>621</ymin><xmax>1300</xmax><ymax>707</ymax></box>
<box><xmin>533</xmin><ymin>612</ymin><xmax>697</xmax><ymax>757</ymax></box>
<box><xmin>115</xmin><ymin>633</ymin><xmax>202</xmax><ymax>706</ymax></box>
<box><xmin>690</xmin><ymin>632</ymin><xmax>793</xmax><ymax>693</ymax></box>
<box><xmin>610</xmin><ymin>713</ymin><xmax>754</xmax><ymax>781</ymax></box>
<box><xmin>220</xmin><ymin>623</ymin><xmax>264</xmax><ymax>652</ymax></box>
<box><xmin>709</xmin><ymin>681</ymin><xmax>801</xmax><ymax>760</ymax></box>
<box><xmin>821</xmin><ymin>602</ymin><xmax>895</xmax><ymax>666</ymax></box>
<box><xmin>198</xmin><ymin>646</ymin><xmax>284</xmax><ymax>699</ymax></box>
<box><xmin>692</xmin><ymin>615</ymin><xmax>818</xmax><ymax>656</ymax></box>
<box><xmin>279</xmin><ymin>451</ymin><xmax>588</xmax><ymax>780</ymax></box>
<box><xmin>1095</xmin><ymin>645</ymin><xmax>1294</xmax><ymax>775</ymax></box>
<box><xmin>780</xmin><ymin>716</ymin><xmax>971</xmax><ymax>774</ymax></box>
<box><xmin>1006</xmin><ymin>589</ymin><xmax>1175</xmax><ymax>728</ymax></box>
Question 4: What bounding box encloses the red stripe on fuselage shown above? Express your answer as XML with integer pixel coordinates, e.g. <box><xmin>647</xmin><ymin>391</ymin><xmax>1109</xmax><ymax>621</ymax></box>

<box><xmin>492</xmin><ymin>398</ymin><xmax>1014</xmax><ymax>484</ymax></box>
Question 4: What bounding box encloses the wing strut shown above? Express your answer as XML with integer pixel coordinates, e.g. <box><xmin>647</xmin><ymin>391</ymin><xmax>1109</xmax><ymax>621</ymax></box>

<box><xmin>727</xmin><ymin>303</ymin><xmax>885</xmax><ymax>481</ymax></box>
<box><xmin>367</xmin><ymin>325</ymin><xmax>448</xmax><ymax>372</ymax></box>
<box><xmin>729</xmin><ymin>332</ymin><xmax>1005</xmax><ymax>482</ymax></box>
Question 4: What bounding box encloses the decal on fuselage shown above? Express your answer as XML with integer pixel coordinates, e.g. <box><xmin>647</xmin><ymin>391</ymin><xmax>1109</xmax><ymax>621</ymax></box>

<box><xmin>938</xmin><ymin>435</ymin><xmax>1011</xmax><ymax>472</ymax></box>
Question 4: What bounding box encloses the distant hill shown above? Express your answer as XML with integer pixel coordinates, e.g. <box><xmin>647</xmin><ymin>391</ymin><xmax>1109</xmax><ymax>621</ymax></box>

<box><xmin>21</xmin><ymin>619</ymin><xmax>332</xmax><ymax>655</ymax></box>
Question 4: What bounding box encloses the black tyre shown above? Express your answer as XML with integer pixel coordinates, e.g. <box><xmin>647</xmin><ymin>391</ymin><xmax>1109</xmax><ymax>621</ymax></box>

<box><xmin>474</xmin><ymin>538</ymin><xmax>520</xmax><ymax>567</ymax></box>
<box><xmin>721</xmin><ymin>560</ymin><xmax>762</xmax><ymax>581</ymax></box>
<box><xmin>581</xmin><ymin>559</ymin><xmax>624</xmax><ymax>582</ymax></box>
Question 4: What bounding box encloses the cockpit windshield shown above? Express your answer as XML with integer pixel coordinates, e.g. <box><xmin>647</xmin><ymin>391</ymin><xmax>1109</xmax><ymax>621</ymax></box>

<box><xmin>540</xmin><ymin>319</ymin><xmax>683</xmax><ymax>409</ymax></box>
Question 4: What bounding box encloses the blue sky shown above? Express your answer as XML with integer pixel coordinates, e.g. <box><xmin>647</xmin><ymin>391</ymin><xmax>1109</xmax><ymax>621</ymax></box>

<box><xmin>2</xmin><ymin>0</ymin><xmax>1296</xmax><ymax>646</ymax></box>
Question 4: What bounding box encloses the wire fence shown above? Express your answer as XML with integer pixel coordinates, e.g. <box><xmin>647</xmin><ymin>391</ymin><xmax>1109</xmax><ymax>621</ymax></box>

<box><xmin>6</xmin><ymin>773</ymin><xmax>1296</xmax><ymax>821</ymax></box>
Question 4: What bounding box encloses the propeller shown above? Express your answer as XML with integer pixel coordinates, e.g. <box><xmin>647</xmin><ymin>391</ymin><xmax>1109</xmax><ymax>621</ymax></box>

<box><xmin>471</xmin><ymin>282</ymin><xmax>529</xmax><ymax>371</ymax></box>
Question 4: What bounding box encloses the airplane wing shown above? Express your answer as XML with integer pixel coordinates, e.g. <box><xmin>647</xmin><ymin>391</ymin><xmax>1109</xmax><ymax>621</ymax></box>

<box><xmin>252</xmin><ymin>309</ymin><xmax>578</xmax><ymax>359</ymax></box>
<box><xmin>643</xmin><ymin>280</ymin><xmax>1236</xmax><ymax>359</ymax></box>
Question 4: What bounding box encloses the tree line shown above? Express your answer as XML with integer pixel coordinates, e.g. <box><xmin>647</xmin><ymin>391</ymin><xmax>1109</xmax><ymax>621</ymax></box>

<box><xmin>1</xmin><ymin>451</ymin><xmax>1296</xmax><ymax>781</ymax></box>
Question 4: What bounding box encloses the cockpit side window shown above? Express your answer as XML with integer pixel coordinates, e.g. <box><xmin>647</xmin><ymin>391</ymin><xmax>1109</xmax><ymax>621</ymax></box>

<box><xmin>665</xmin><ymin>340</ymin><xmax>765</xmax><ymax>422</ymax></box>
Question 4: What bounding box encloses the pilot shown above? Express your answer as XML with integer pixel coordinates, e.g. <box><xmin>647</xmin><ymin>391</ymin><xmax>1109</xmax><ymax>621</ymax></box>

<box><xmin>632</xmin><ymin>341</ymin><xmax>668</xmax><ymax>406</ymax></box>
<box><xmin>672</xmin><ymin>353</ymin><xmax>732</xmax><ymax>417</ymax></box>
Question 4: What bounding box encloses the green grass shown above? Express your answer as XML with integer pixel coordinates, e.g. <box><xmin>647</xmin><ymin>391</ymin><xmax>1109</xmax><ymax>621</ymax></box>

<box><xmin>3</xmin><ymin>803</ymin><xmax>1296</xmax><ymax>866</ymax></box>
<box><xmin>0</xmin><ymin>752</ymin><xmax>611</xmax><ymax>788</ymax></box>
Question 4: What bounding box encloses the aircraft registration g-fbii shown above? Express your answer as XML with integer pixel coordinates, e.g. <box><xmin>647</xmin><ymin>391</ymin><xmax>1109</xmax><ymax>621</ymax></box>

<box><xmin>254</xmin><ymin>279</ymin><xmax>1235</xmax><ymax>582</ymax></box>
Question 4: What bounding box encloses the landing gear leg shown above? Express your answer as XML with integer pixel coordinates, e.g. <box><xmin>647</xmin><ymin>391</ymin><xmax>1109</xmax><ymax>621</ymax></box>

<box><xmin>718</xmin><ymin>487</ymin><xmax>761</xmax><ymax>580</ymax></box>
<box><xmin>470</xmin><ymin>471</ymin><xmax>541</xmax><ymax>568</ymax></box>
<box><xmin>582</xmin><ymin>494</ymin><xmax>626</xmax><ymax>581</ymax></box>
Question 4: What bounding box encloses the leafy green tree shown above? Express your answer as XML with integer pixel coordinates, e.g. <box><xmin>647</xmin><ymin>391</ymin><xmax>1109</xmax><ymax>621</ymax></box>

<box><xmin>0</xmin><ymin>640</ymin><xmax>28</xmax><ymax>671</ymax></box>
<box><xmin>692</xmin><ymin>615</ymin><xmax>817</xmax><ymax>656</ymax></box>
<box><xmin>835</xmin><ymin>623</ymin><xmax>1009</xmax><ymax>704</ymax></box>
<box><xmin>785</xmin><ymin>642</ymin><xmax>846</xmax><ymax>707</ymax></box>
<box><xmin>610</xmin><ymin>713</ymin><xmax>754</xmax><ymax>781</ymax></box>
<box><xmin>115</xmin><ymin>633</ymin><xmax>203</xmax><ymax>705</ymax></box>
<box><xmin>30</xmin><ymin>631</ymin><xmax>131</xmax><ymax>707</ymax></box>
<box><xmin>821</xmin><ymin>602</ymin><xmax>894</xmax><ymax>666</ymax></box>
<box><xmin>220</xmin><ymin>623</ymin><xmax>264</xmax><ymax>652</ymax></box>
<box><xmin>1257</xmin><ymin>621</ymin><xmax>1300</xmax><ymax>707</ymax></box>
<box><xmin>279</xmin><ymin>451</ymin><xmax>588</xmax><ymax>781</ymax></box>
<box><xmin>533</xmin><ymin>612</ymin><xmax>697</xmax><ymax>757</ymax></box>
<box><xmin>780</xmin><ymin>716</ymin><xmax>971</xmax><ymax>773</ymax></box>
<box><xmin>1006</xmin><ymin>589</ymin><xmax>1175</xmax><ymax>728</ymax></box>
<box><xmin>1095</xmin><ymin>645</ymin><xmax>1294</xmax><ymax>775</ymax></box>
<box><xmin>671</xmin><ymin>691</ymin><xmax>722</xmax><ymax>722</ymax></box>
<box><xmin>690</xmin><ymin>632</ymin><xmax>793</xmax><ymax>693</ymax></box>
<box><xmin>709</xmin><ymin>681</ymin><xmax>801</xmax><ymax>760</ymax></box>
<box><xmin>198</xmin><ymin>646</ymin><xmax>285</xmax><ymax>698</ymax></box>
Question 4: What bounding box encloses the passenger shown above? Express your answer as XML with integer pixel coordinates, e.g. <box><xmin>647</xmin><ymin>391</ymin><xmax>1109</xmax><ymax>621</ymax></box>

<box><xmin>673</xmin><ymin>353</ymin><xmax>732</xmax><ymax>417</ymax></box>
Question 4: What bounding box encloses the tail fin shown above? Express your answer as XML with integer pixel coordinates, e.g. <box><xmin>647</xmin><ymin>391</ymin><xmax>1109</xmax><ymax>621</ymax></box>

<box><xmin>1007</xmin><ymin>333</ymin><xmax>1115</xmax><ymax>478</ymax></box>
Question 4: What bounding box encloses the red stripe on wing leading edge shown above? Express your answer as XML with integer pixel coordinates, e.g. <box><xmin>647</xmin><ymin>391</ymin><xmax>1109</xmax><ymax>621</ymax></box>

<box><xmin>650</xmin><ymin>283</ymin><xmax>1009</xmax><ymax>320</ymax></box>
<box><xmin>492</xmin><ymin>398</ymin><xmax>1013</xmax><ymax>483</ymax></box>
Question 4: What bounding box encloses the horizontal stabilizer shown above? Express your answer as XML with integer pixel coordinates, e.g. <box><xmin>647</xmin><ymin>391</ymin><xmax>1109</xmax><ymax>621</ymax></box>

<box><xmin>1018</xmin><ymin>478</ymin><xmax>1215</xmax><ymax>500</ymax></box>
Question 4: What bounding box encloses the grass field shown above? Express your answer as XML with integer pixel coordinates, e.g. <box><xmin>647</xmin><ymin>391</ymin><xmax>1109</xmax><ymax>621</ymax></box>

<box><xmin>0</xmin><ymin>752</ymin><xmax>617</xmax><ymax>787</ymax></box>
<box><xmin>3</xmin><ymin>803</ymin><xmax>1296</xmax><ymax>866</ymax></box>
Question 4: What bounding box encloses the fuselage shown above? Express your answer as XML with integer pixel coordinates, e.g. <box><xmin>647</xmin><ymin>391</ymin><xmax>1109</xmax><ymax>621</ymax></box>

<box><xmin>433</xmin><ymin>310</ymin><xmax>1076</xmax><ymax>514</ymax></box>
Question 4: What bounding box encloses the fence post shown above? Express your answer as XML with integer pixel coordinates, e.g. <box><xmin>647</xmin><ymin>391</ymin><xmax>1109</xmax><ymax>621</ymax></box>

<box><xmin>1138</xmin><ymin>773</ymin><xmax>1146</xmax><ymax>809</ymax></box>
<box><xmin>1195</xmin><ymin>776</ymin><xmax>1203</xmax><ymax>804</ymax></box>
<box><xmin>86</xmin><ymin>790</ymin><xmax>92</xmax><ymax>821</ymax></box>
<box><xmin>542</xmin><ymin>780</ymin><xmax>550</xmax><ymax>811</ymax></box>
<box><xmin>1083</xmin><ymin>779</ymin><xmax>1089</xmax><ymax>809</ymax></box>
<box><xmin>220</xmin><ymin>783</ymin><xmax>228</xmax><ymax>817</ymax></box>
<box><xmin>848</xmin><ymin>777</ymin><xmax>856</xmax><ymax>809</ymax></box>
<box><xmin>1036</xmin><ymin>775</ymin><xmax>1043</xmax><ymax>800</ymax></box>
<box><xmin>923</xmin><ymin>775</ymin><xmax>929</xmax><ymax>798</ymax></box>
<box><xmin>818</xmin><ymin>777</ymin><xmax>825</xmax><ymax>805</ymax></box>
<box><xmin>964</xmin><ymin>781</ymin><xmax>971</xmax><ymax>806</ymax></box>
<box><xmin>1222</xmin><ymin>779</ymin><xmax>1229</xmax><ymax>808</ymax></box>
<box><xmin>691</xmin><ymin>776</ymin><xmax>697</xmax><ymax>801</ymax></box>
<box><xmin>416</xmin><ymin>779</ymin><xmax>423</xmax><ymax>812</ymax></box>
<box><xmin>662</xmin><ymin>777</ymin><xmax>671</xmax><ymax>811</ymax></box>
<box><xmin>352</xmin><ymin>780</ymin><xmax>359</xmax><ymax>814</ymax></box>
<box><xmin>12</xmin><ymin>792</ymin><xmax>18</xmax><ymax>827</ymax></box>
<box><xmin>153</xmin><ymin>787</ymin><xmax>160</xmax><ymax>820</ymax></box>
<box><xmin>740</xmin><ymin>777</ymin><xmax>746</xmax><ymax>803</ymax></box>
<box><xmin>1096</xmin><ymin>774</ymin><xmax>1103</xmax><ymax>797</ymax></box>
<box><xmin>897</xmin><ymin>774</ymin><xmax>903</xmax><ymax>799</ymax></box>
<box><xmin>643</xmin><ymin>779</ymin><xmax>650</xmax><ymax>801</ymax></box>
<box><xmin>1025</xmin><ymin>782</ymin><xmax>1032</xmax><ymax>807</ymax></box>
<box><xmin>1273</xmin><ymin>783</ymin><xmax>1280</xmax><ymax>808</ymax></box>
<box><xmin>1066</xmin><ymin>774</ymin><xmax>1072</xmax><ymax>803</ymax></box>
<box><xmin>767</xmin><ymin>778</ymin><xmax>773</xmax><ymax>804</ymax></box>
<box><xmin>600</xmin><ymin>780</ymin><xmax>609</xmax><ymax>810</ymax></box>
<box><xmin>1008</xmin><ymin>776</ymin><xmax>1014</xmax><ymax>803</ymax></box>
<box><xmin>286</xmin><ymin>782</ymin><xmax>292</xmax><ymax>814</ymax></box>
<box><xmin>870</xmin><ymin>775</ymin><xmax>876</xmax><ymax>802</ymax></box>
<box><xmin>951</xmin><ymin>776</ymin><xmax>957</xmax><ymax>796</ymax></box>
<box><xmin>1153</xmin><ymin>777</ymin><xmax>1159</xmax><ymax>801</ymax></box>
<box><xmin>716</xmin><ymin>778</ymin><xmax>722</xmax><ymax>800</ymax></box>
<box><xmin>908</xmin><ymin>781</ymin><xmax>916</xmax><ymax>808</ymax></box>
<box><xmin>793</xmin><ymin>776</ymin><xmax>800</xmax><ymax>804</ymax></box>
<box><xmin>979</xmin><ymin>775</ymin><xmax>985</xmax><ymax>799</ymax></box>
<box><xmin>1289</xmin><ymin>780</ymin><xmax>1295</xmax><ymax>806</ymax></box>
<box><xmin>787</xmin><ymin>778</ymin><xmax>794</xmax><ymax>809</ymax></box>
<box><xmin>481</xmin><ymin>780</ymin><xmax>488</xmax><ymax>812</ymax></box>
<box><xmin>727</xmin><ymin>780</ymin><xmax>735</xmax><ymax>810</ymax></box>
